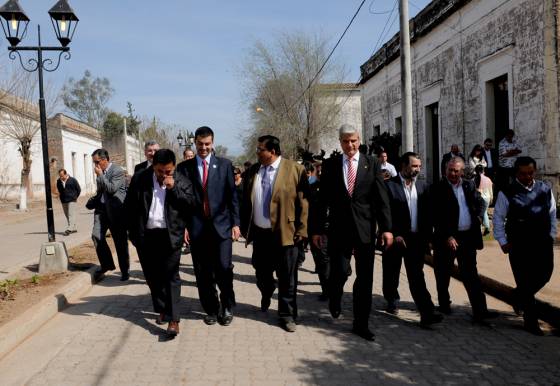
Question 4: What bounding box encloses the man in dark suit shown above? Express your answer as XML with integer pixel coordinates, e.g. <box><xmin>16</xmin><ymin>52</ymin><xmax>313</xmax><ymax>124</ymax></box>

<box><xmin>125</xmin><ymin>149</ymin><xmax>194</xmax><ymax>337</ymax></box>
<box><xmin>176</xmin><ymin>126</ymin><xmax>240</xmax><ymax>327</ymax></box>
<box><xmin>432</xmin><ymin>156</ymin><xmax>495</xmax><ymax>323</ymax></box>
<box><xmin>134</xmin><ymin>140</ymin><xmax>160</xmax><ymax>174</ymax></box>
<box><xmin>382</xmin><ymin>152</ymin><xmax>442</xmax><ymax>327</ymax></box>
<box><xmin>482</xmin><ymin>138</ymin><xmax>498</xmax><ymax>181</ymax></box>
<box><xmin>56</xmin><ymin>168</ymin><xmax>81</xmax><ymax>235</ymax></box>
<box><xmin>240</xmin><ymin>135</ymin><xmax>309</xmax><ymax>333</ymax></box>
<box><xmin>91</xmin><ymin>149</ymin><xmax>130</xmax><ymax>281</ymax></box>
<box><xmin>312</xmin><ymin>124</ymin><xmax>393</xmax><ymax>341</ymax></box>
<box><xmin>441</xmin><ymin>144</ymin><xmax>465</xmax><ymax>177</ymax></box>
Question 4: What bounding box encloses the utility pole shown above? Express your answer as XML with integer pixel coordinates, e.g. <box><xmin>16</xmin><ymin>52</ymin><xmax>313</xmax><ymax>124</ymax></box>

<box><xmin>399</xmin><ymin>0</ymin><xmax>414</xmax><ymax>152</ymax></box>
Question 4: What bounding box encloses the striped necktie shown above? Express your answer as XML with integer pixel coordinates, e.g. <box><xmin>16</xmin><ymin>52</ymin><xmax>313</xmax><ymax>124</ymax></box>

<box><xmin>347</xmin><ymin>157</ymin><xmax>356</xmax><ymax>196</ymax></box>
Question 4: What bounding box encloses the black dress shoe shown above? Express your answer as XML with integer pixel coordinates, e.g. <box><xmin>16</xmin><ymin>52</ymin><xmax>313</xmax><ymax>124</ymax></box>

<box><xmin>120</xmin><ymin>272</ymin><xmax>130</xmax><ymax>281</ymax></box>
<box><xmin>524</xmin><ymin>321</ymin><xmax>544</xmax><ymax>336</ymax></box>
<box><xmin>436</xmin><ymin>304</ymin><xmax>452</xmax><ymax>315</ymax></box>
<box><xmin>329</xmin><ymin>302</ymin><xmax>341</xmax><ymax>319</ymax></box>
<box><xmin>385</xmin><ymin>300</ymin><xmax>398</xmax><ymax>315</ymax></box>
<box><xmin>219</xmin><ymin>307</ymin><xmax>233</xmax><ymax>326</ymax></box>
<box><xmin>420</xmin><ymin>313</ymin><xmax>444</xmax><ymax>328</ymax></box>
<box><xmin>93</xmin><ymin>269</ymin><xmax>108</xmax><ymax>281</ymax></box>
<box><xmin>351</xmin><ymin>326</ymin><xmax>375</xmax><ymax>341</ymax></box>
<box><xmin>260</xmin><ymin>297</ymin><xmax>271</xmax><ymax>312</ymax></box>
<box><xmin>204</xmin><ymin>314</ymin><xmax>218</xmax><ymax>325</ymax></box>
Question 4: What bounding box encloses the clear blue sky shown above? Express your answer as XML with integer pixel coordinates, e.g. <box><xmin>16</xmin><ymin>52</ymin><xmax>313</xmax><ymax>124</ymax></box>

<box><xmin>14</xmin><ymin>0</ymin><xmax>431</xmax><ymax>155</ymax></box>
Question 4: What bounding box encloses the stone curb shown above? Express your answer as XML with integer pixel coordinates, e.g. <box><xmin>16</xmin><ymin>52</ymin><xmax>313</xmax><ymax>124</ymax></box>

<box><xmin>0</xmin><ymin>265</ymin><xmax>97</xmax><ymax>360</ymax></box>
<box><xmin>424</xmin><ymin>255</ymin><xmax>560</xmax><ymax>329</ymax></box>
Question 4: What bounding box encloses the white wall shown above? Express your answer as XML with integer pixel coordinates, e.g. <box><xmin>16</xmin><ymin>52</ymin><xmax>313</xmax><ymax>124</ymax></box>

<box><xmin>61</xmin><ymin>129</ymin><xmax>102</xmax><ymax>195</ymax></box>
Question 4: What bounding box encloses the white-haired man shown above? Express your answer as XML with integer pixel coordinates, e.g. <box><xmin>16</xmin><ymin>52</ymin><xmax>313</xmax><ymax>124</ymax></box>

<box><xmin>312</xmin><ymin>124</ymin><xmax>393</xmax><ymax>341</ymax></box>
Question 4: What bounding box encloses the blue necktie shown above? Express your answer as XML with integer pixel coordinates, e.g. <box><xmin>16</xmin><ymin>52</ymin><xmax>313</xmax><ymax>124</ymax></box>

<box><xmin>262</xmin><ymin>166</ymin><xmax>272</xmax><ymax>219</ymax></box>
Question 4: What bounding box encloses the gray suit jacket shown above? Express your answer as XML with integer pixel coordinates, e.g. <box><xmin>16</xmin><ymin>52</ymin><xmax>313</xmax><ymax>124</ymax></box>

<box><xmin>94</xmin><ymin>163</ymin><xmax>127</xmax><ymax>224</ymax></box>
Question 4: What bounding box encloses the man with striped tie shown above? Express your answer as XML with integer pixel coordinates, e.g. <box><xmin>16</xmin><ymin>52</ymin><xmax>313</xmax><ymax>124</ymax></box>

<box><xmin>312</xmin><ymin>124</ymin><xmax>393</xmax><ymax>341</ymax></box>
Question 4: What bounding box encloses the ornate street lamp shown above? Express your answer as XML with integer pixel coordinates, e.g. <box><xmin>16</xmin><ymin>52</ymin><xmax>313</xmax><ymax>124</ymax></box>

<box><xmin>0</xmin><ymin>0</ymin><xmax>78</xmax><ymax>249</ymax></box>
<box><xmin>177</xmin><ymin>131</ymin><xmax>195</xmax><ymax>149</ymax></box>
<box><xmin>177</xmin><ymin>133</ymin><xmax>185</xmax><ymax>147</ymax></box>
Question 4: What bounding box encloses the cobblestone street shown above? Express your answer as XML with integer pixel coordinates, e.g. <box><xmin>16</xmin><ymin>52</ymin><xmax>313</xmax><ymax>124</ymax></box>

<box><xmin>1</xmin><ymin>241</ymin><xmax>559</xmax><ymax>385</ymax></box>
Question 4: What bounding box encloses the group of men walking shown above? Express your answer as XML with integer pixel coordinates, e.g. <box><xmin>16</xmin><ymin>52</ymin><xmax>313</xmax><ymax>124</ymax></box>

<box><xmin>86</xmin><ymin>122</ymin><xmax>556</xmax><ymax>339</ymax></box>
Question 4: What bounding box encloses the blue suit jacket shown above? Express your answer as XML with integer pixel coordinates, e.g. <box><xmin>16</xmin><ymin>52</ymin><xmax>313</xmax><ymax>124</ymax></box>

<box><xmin>177</xmin><ymin>155</ymin><xmax>240</xmax><ymax>241</ymax></box>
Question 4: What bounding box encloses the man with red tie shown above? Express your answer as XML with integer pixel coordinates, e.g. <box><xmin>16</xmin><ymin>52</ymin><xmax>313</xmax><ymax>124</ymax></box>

<box><xmin>312</xmin><ymin>124</ymin><xmax>393</xmax><ymax>341</ymax></box>
<box><xmin>177</xmin><ymin>126</ymin><xmax>240</xmax><ymax>326</ymax></box>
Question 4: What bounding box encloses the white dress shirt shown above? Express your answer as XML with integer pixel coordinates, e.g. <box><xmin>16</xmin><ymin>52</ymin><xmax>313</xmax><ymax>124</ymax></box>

<box><xmin>196</xmin><ymin>153</ymin><xmax>212</xmax><ymax>183</ymax></box>
<box><xmin>400</xmin><ymin>173</ymin><xmax>418</xmax><ymax>232</ymax></box>
<box><xmin>492</xmin><ymin>179</ymin><xmax>557</xmax><ymax>246</ymax></box>
<box><xmin>252</xmin><ymin>156</ymin><xmax>282</xmax><ymax>229</ymax></box>
<box><xmin>146</xmin><ymin>173</ymin><xmax>167</xmax><ymax>229</ymax></box>
<box><xmin>448</xmin><ymin>179</ymin><xmax>472</xmax><ymax>231</ymax></box>
<box><xmin>342</xmin><ymin>152</ymin><xmax>360</xmax><ymax>191</ymax></box>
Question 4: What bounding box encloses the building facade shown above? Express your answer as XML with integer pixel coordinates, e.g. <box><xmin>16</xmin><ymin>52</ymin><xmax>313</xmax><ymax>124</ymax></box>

<box><xmin>360</xmin><ymin>0</ymin><xmax>560</xmax><ymax>190</ymax></box>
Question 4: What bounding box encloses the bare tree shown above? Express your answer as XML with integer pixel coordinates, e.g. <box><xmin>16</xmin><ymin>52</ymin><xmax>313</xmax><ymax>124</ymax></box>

<box><xmin>240</xmin><ymin>32</ymin><xmax>348</xmax><ymax>159</ymax></box>
<box><xmin>0</xmin><ymin>66</ymin><xmax>60</xmax><ymax>209</ymax></box>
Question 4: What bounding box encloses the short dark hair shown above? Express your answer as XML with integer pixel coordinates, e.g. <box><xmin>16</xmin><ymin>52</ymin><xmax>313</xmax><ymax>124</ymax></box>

<box><xmin>144</xmin><ymin>140</ymin><xmax>158</xmax><ymax>149</ymax></box>
<box><xmin>484</xmin><ymin>138</ymin><xmax>493</xmax><ymax>144</ymax></box>
<box><xmin>400</xmin><ymin>152</ymin><xmax>420</xmax><ymax>167</ymax></box>
<box><xmin>303</xmin><ymin>161</ymin><xmax>315</xmax><ymax>173</ymax></box>
<box><xmin>505</xmin><ymin>129</ymin><xmax>515</xmax><ymax>137</ymax></box>
<box><xmin>258</xmin><ymin>135</ymin><xmax>281</xmax><ymax>155</ymax></box>
<box><xmin>152</xmin><ymin>149</ymin><xmax>176</xmax><ymax>166</ymax></box>
<box><xmin>195</xmin><ymin>126</ymin><xmax>214</xmax><ymax>141</ymax></box>
<box><xmin>233</xmin><ymin>167</ymin><xmax>242</xmax><ymax>175</ymax></box>
<box><xmin>243</xmin><ymin>161</ymin><xmax>252</xmax><ymax>168</ymax></box>
<box><xmin>91</xmin><ymin>148</ymin><xmax>109</xmax><ymax>160</ymax></box>
<box><xmin>58</xmin><ymin>168</ymin><xmax>67</xmax><ymax>175</ymax></box>
<box><xmin>514</xmin><ymin>156</ymin><xmax>537</xmax><ymax>172</ymax></box>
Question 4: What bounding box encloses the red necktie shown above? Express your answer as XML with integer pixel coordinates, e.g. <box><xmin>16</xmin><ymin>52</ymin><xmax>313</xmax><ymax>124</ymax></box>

<box><xmin>202</xmin><ymin>159</ymin><xmax>210</xmax><ymax>217</ymax></box>
<box><xmin>347</xmin><ymin>157</ymin><xmax>356</xmax><ymax>196</ymax></box>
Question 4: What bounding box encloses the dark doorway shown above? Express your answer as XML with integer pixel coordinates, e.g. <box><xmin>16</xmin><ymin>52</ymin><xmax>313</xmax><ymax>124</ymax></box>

<box><xmin>425</xmin><ymin>102</ymin><xmax>440</xmax><ymax>183</ymax></box>
<box><xmin>493</xmin><ymin>74</ymin><xmax>509</xmax><ymax>144</ymax></box>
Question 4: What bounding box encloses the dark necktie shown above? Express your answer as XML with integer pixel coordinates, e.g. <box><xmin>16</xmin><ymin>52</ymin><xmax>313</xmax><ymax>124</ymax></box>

<box><xmin>261</xmin><ymin>166</ymin><xmax>272</xmax><ymax>219</ymax></box>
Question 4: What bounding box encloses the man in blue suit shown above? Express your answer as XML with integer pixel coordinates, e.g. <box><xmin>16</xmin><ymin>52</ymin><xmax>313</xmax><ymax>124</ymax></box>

<box><xmin>177</xmin><ymin>126</ymin><xmax>240</xmax><ymax>326</ymax></box>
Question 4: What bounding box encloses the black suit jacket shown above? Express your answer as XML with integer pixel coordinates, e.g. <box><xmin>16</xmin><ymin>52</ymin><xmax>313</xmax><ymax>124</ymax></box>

<box><xmin>124</xmin><ymin>167</ymin><xmax>195</xmax><ymax>251</ymax></box>
<box><xmin>176</xmin><ymin>156</ymin><xmax>240</xmax><ymax>241</ymax></box>
<box><xmin>57</xmin><ymin>176</ymin><xmax>81</xmax><ymax>203</ymax></box>
<box><xmin>134</xmin><ymin>160</ymin><xmax>149</xmax><ymax>174</ymax></box>
<box><xmin>482</xmin><ymin>148</ymin><xmax>498</xmax><ymax>169</ymax></box>
<box><xmin>432</xmin><ymin>178</ymin><xmax>484</xmax><ymax>250</ymax></box>
<box><xmin>313</xmin><ymin>153</ymin><xmax>391</xmax><ymax>244</ymax></box>
<box><xmin>385</xmin><ymin>176</ymin><xmax>431</xmax><ymax>240</ymax></box>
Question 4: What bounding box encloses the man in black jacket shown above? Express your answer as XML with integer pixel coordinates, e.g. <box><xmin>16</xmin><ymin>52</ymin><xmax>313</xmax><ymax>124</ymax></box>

<box><xmin>125</xmin><ymin>149</ymin><xmax>194</xmax><ymax>337</ymax></box>
<box><xmin>382</xmin><ymin>152</ymin><xmax>442</xmax><ymax>327</ymax></box>
<box><xmin>56</xmin><ymin>169</ymin><xmax>81</xmax><ymax>235</ymax></box>
<box><xmin>432</xmin><ymin>157</ymin><xmax>494</xmax><ymax>323</ymax></box>
<box><xmin>176</xmin><ymin>126</ymin><xmax>240</xmax><ymax>327</ymax></box>
<box><xmin>312</xmin><ymin>124</ymin><xmax>393</xmax><ymax>341</ymax></box>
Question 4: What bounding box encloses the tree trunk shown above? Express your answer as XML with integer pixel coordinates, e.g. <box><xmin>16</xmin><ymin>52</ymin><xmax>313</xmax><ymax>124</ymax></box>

<box><xmin>18</xmin><ymin>138</ymin><xmax>32</xmax><ymax>210</ymax></box>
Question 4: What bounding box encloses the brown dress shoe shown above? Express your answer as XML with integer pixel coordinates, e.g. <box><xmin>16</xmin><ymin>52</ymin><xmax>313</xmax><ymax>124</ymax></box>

<box><xmin>167</xmin><ymin>321</ymin><xmax>180</xmax><ymax>336</ymax></box>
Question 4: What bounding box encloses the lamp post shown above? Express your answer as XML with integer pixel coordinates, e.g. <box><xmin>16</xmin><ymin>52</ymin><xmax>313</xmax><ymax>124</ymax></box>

<box><xmin>0</xmin><ymin>0</ymin><xmax>78</xmax><ymax>245</ymax></box>
<box><xmin>177</xmin><ymin>130</ymin><xmax>195</xmax><ymax>149</ymax></box>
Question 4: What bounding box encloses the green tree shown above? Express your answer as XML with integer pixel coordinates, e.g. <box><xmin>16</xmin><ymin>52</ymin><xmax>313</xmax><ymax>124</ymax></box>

<box><xmin>126</xmin><ymin>101</ymin><xmax>141</xmax><ymax>136</ymax></box>
<box><xmin>102</xmin><ymin>111</ymin><xmax>125</xmax><ymax>139</ymax></box>
<box><xmin>61</xmin><ymin>70</ymin><xmax>114</xmax><ymax>129</ymax></box>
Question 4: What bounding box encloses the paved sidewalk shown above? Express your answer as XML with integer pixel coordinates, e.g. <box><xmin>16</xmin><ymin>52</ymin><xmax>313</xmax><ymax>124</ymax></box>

<box><xmin>0</xmin><ymin>197</ymin><xmax>94</xmax><ymax>279</ymax></box>
<box><xmin>0</xmin><ymin>241</ymin><xmax>559</xmax><ymax>385</ymax></box>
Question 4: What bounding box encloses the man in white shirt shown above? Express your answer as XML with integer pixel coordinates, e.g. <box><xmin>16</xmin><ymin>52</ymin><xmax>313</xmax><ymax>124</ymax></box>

<box><xmin>125</xmin><ymin>149</ymin><xmax>194</xmax><ymax>337</ymax></box>
<box><xmin>378</xmin><ymin>151</ymin><xmax>397</xmax><ymax>180</ymax></box>
<box><xmin>493</xmin><ymin>156</ymin><xmax>556</xmax><ymax>336</ymax></box>
<box><xmin>382</xmin><ymin>152</ymin><xmax>442</xmax><ymax>327</ymax></box>
<box><xmin>240</xmin><ymin>135</ymin><xmax>309</xmax><ymax>333</ymax></box>
<box><xmin>497</xmin><ymin>129</ymin><xmax>522</xmax><ymax>193</ymax></box>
